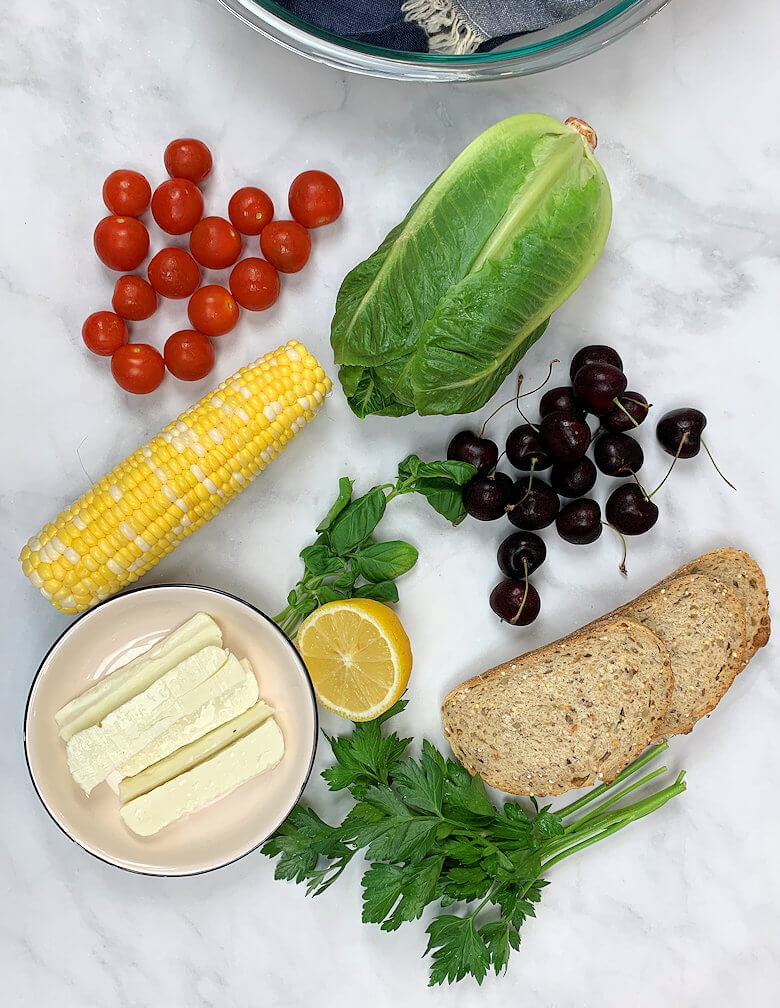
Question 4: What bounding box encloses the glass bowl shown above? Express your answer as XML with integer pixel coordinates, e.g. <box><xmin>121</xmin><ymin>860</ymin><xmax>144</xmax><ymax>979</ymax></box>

<box><xmin>215</xmin><ymin>0</ymin><xmax>670</xmax><ymax>81</ymax></box>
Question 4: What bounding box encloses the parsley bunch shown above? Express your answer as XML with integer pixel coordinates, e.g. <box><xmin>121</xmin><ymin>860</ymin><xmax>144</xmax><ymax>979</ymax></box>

<box><xmin>273</xmin><ymin>455</ymin><xmax>476</xmax><ymax>636</ymax></box>
<box><xmin>262</xmin><ymin>701</ymin><xmax>686</xmax><ymax>985</ymax></box>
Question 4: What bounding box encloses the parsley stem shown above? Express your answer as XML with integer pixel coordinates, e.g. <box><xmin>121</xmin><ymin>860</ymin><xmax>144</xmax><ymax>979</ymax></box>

<box><xmin>563</xmin><ymin>766</ymin><xmax>668</xmax><ymax>834</ymax></box>
<box><xmin>554</xmin><ymin>742</ymin><xmax>670</xmax><ymax>819</ymax></box>
<box><xmin>539</xmin><ymin>773</ymin><xmax>686</xmax><ymax>873</ymax></box>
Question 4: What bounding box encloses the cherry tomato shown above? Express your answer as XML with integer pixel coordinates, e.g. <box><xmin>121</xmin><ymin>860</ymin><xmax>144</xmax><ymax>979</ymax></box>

<box><xmin>164</xmin><ymin>330</ymin><xmax>215</xmax><ymax>381</ymax></box>
<box><xmin>102</xmin><ymin>169</ymin><xmax>152</xmax><ymax>217</ymax></box>
<box><xmin>229</xmin><ymin>258</ymin><xmax>280</xmax><ymax>311</ymax></box>
<box><xmin>187</xmin><ymin>285</ymin><xmax>239</xmax><ymax>337</ymax></box>
<box><xmin>288</xmin><ymin>171</ymin><xmax>343</xmax><ymax>228</ymax></box>
<box><xmin>82</xmin><ymin>311</ymin><xmax>128</xmax><ymax>356</ymax></box>
<box><xmin>151</xmin><ymin>179</ymin><xmax>204</xmax><ymax>235</ymax></box>
<box><xmin>112</xmin><ymin>275</ymin><xmax>158</xmax><ymax>320</ymax></box>
<box><xmin>147</xmin><ymin>247</ymin><xmax>201</xmax><ymax>299</ymax></box>
<box><xmin>189</xmin><ymin>216</ymin><xmax>242</xmax><ymax>270</ymax></box>
<box><xmin>111</xmin><ymin>343</ymin><xmax>165</xmax><ymax>394</ymax></box>
<box><xmin>94</xmin><ymin>216</ymin><xmax>150</xmax><ymax>271</ymax></box>
<box><xmin>228</xmin><ymin>187</ymin><xmax>274</xmax><ymax>236</ymax></box>
<box><xmin>260</xmin><ymin>221</ymin><xmax>311</xmax><ymax>274</ymax></box>
<box><xmin>164</xmin><ymin>139</ymin><xmax>213</xmax><ymax>185</ymax></box>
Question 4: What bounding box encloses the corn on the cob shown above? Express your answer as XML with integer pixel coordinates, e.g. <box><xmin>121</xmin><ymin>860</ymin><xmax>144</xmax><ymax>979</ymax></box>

<box><xmin>19</xmin><ymin>341</ymin><xmax>330</xmax><ymax>614</ymax></box>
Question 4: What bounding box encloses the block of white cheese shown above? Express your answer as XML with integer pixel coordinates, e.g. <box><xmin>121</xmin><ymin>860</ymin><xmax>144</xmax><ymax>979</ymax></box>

<box><xmin>56</xmin><ymin>613</ymin><xmax>222</xmax><ymax>741</ymax></box>
<box><xmin>120</xmin><ymin>690</ymin><xmax>275</xmax><ymax>803</ymax></box>
<box><xmin>120</xmin><ymin>716</ymin><xmax>285</xmax><ymax>836</ymax></box>
<box><xmin>66</xmin><ymin>646</ymin><xmax>258</xmax><ymax>794</ymax></box>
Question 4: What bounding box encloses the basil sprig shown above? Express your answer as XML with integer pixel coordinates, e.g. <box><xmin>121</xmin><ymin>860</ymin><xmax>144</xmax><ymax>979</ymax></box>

<box><xmin>273</xmin><ymin>456</ymin><xmax>476</xmax><ymax>637</ymax></box>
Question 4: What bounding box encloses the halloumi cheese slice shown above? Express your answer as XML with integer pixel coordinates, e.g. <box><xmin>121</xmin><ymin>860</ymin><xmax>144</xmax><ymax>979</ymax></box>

<box><xmin>66</xmin><ymin>646</ymin><xmax>257</xmax><ymax>794</ymax></box>
<box><xmin>120</xmin><ymin>717</ymin><xmax>284</xmax><ymax>836</ymax></box>
<box><xmin>120</xmin><ymin>692</ymin><xmax>274</xmax><ymax>803</ymax></box>
<box><xmin>56</xmin><ymin>613</ymin><xmax>222</xmax><ymax>741</ymax></box>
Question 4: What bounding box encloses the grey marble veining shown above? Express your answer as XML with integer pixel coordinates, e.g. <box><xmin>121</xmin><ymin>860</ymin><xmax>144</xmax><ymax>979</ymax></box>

<box><xmin>1</xmin><ymin>0</ymin><xmax>779</xmax><ymax>1004</ymax></box>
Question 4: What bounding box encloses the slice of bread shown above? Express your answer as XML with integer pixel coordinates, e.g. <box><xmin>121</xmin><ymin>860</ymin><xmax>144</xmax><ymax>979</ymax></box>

<box><xmin>595</xmin><ymin>574</ymin><xmax>747</xmax><ymax>737</ymax></box>
<box><xmin>441</xmin><ymin>618</ymin><xmax>673</xmax><ymax>796</ymax></box>
<box><xmin>664</xmin><ymin>548</ymin><xmax>769</xmax><ymax>663</ymax></box>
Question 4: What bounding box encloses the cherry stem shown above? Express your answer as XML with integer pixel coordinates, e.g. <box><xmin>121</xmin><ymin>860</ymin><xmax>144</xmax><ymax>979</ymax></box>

<box><xmin>488</xmin><ymin>451</ymin><xmax>506</xmax><ymax>478</ymax></box>
<box><xmin>602</xmin><ymin>522</ymin><xmax>628</xmax><ymax>576</ymax></box>
<box><xmin>509</xmin><ymin>565</ymin><xmax>530</xmax><ymax>625</ymax></box>
<box><xmin>479</xmin><ymin>375</ymin><xmax>524</xmax><ymax>437</ymax></box>
<box><xmin>612</xmin><ymin>397</ymin><xmax>640</xmax><ymax>428</ymax></box>
<box><xmin>701</xmin><ymin>438</ymin><xmax>737</xmax><ymax>491</ymax></box>
<box><xmin>648</xmin><ymin>432</ymin><xmax>688</xmax><ymax>499</ymax></box>
<box><xmin>518</xmin><ymin>359</ymin><xmax>559</xmax><ymax>399</ymax></box>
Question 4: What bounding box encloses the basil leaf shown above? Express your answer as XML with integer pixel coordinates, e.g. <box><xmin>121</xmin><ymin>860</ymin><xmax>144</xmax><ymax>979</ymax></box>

<box><xmin>353</xmin><ymin>581</ymin><xmax>400</xmax><ymax>605</ymax></box>
<box><xmin>316</xmin><ymin>477</ymin><xmax>354</xmax><ymax>534</ymax></box>
<box><xmin>316</xmin><ymin>586</ymin><xmax>350</xmax><ymax>604</ymax></box>
<box><xmin>299</xmin><ymin>543</ymin><xmax>344</xmax><ymax>578</ymax></box>
<box><xmin>354</xmin><ymin>541</ymin><xmax>419</xmax><ymax>583</ymax></box>
<box><xmin>416</xmin><ymin>460</ymin><xmax>477</xmax><ymax>486</ymax></box>
<box><xmin>330</xmin><ymin>488</ymin><xmax>387</xmax><ymax>554</ymax></box>
<box><xmin>414</xmin><ymin>478</ymin><xmax>467</xmax><ymax>525</ymax></box>
<box><xmin>398</xmin><ymin>454</ymin><xmax>422</xmax><ymax>482</ymax></box>
<box><xmin>333</xmin><ymin>568</ymin><xmax>359</xmax><ymax>592</ymax></box>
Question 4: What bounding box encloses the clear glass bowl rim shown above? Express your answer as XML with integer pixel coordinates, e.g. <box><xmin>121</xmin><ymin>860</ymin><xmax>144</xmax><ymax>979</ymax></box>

<box><xmin>215</xmin><ymin>0</ymin><xmax>671</xmax><ymax>80</ymax></box>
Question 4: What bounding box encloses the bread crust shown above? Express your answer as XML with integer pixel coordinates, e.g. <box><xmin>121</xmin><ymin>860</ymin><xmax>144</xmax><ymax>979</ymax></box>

<box><xmin>588</xmin><ymin>573</ymin><xmax>747</xmax><ymax>736</ymax></box>
<box><xmin>441</xmin><ymin>617</ymin><xmax>674</xmax><ymax>796</ymax></box>
<box><xmin>663</xmin><ymin>548</ymin><xmax>770</xmax><ymax>660</ymax></box>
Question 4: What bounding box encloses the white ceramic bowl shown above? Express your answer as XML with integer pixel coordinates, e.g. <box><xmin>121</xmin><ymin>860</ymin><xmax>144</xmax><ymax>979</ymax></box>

<box><xmin>25</xmin><ymin>584</ymin><xmax>318</xmax><ymax>876</ymax></box>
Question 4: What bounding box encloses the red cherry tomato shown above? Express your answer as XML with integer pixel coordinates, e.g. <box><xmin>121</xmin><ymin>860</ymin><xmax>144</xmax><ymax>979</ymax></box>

<box><xmin>94</xmin><ymin>216</ymin><xmax>150</xmax><ymax>271</ymax></box>
<box><xmin>259</xmin><ymin>221</ymin><xmax>311</xmax><ymax>274</ymax></box>
<box><xmin>163</xmin><ymin>139</ymin><xmax>213</xmax><ymax>185</ymax></box>
<box><xmin>164</xmin><ymin>330</ymin><xmax>215</xmax><ymax>381</ymax></box>
<box><xmin>151</xmin><ymin>179</ymin><xmax>204</xmax><ymax>235</ymax></box>
<box><xmin>112</xmin><ymin>275</ymin><xmax>158</xmax><ymax>321</ymax></box>
<box><xmin>82</xmin><ymin>311</ymin><xmax>128</xmax><ymax>356</ymax></box>
<box><xmin>102</xmin><ymin>170</ymin><xmax>152</xmax><ymax>217</ymax></box>
<box><xmin>288</xmin><ymin>171</ymin><xmax>343</xmax><ymax>228</ymax></box>
<box><xmin>111</xmin><ymin>344</ymin><xmax>165</xmax><ymax>394</ymax></box>
<box><xmin>187</xmin><ymin>285</ymin><xmax>239</xmax><ymax>337</ymax></box>
<box><xmin>229</xmin><ymin>258</ymin><xmax>280</xmax><ymax>311</ymax></box>
<box><xmin>228</xmin><ymin>187</ymin><xmax>274</xmax><ymax>236</ymax></box>
<box><xmin>147</xmin><ymin>248</ymin><xmax>201</xmax><ymax>299</ymax></box>
<box><xmin>189</xmin><ymin>216</ymin><xmax>242</xmax><ymax>270</ymax></box>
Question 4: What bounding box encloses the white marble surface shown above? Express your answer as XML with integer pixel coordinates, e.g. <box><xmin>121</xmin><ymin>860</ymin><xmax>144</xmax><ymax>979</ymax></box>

<box><xmin>2</xmin><ymin>0</ymin><xmax>779</xmax><ymax>1003</ymax></box>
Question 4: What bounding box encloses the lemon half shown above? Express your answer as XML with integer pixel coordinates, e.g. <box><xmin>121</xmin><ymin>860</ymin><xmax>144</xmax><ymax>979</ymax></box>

<box><xmin>296</xmin><ymin>599</ymin><xmax>412</xmax><ymax>721</ymax></box>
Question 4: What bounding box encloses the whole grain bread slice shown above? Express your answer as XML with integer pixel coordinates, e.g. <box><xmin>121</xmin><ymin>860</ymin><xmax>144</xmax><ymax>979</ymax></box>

<box><xmin>594</xmin><ymin>574</ymin><xmax>747</xmax><ymax>736</ymax></box>
<box><xmin>441</xmin><ymin>618</ymin><xmax>673</xmax><ymax>797</ymax></box>
<box><xmin>663</xmin><ymin>548</ymin><xmax>769</xmax><ymax>663</ymax></box>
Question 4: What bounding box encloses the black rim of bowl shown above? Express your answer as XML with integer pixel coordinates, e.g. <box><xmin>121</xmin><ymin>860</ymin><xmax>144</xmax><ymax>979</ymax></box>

<box><xmin>23</xmin><ymin>583</ymin><xmax>319</xmax><ymax>878</ymax></box>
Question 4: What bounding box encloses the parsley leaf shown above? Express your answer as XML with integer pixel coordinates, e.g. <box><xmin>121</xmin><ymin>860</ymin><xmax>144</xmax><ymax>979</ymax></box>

<box><xmin>426</xmin><ymin>915</ymin><xmax>490</xmax><ymax>986</ymax></box>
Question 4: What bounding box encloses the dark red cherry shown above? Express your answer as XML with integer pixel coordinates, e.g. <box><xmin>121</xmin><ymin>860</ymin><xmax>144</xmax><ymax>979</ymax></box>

<box><xmin>550</xmin><ymin>456</ymin><xmax>597</xmax><ymax>498</ymax></box>
<box><xmin>462</xmin><ymin>472</ymin><xmax>514</xmax><ymax>521</ymax></box>
<box><xmin>569</xmin><ymin>345</ymin><xmax>623</xmax><ymax>382</ymax></box>
<box><xmin>601</xmin><ymin>392</ymin><xmax>650</xmax><ymax>433</ymax></box>
<box><xmin>507</xmin><ymin>478</ymin><xmax>559</xmax><ymax>530</ymax></box>
<box><xmin>539</xmin><ymin>410</ymin><xmax>591</xmax><ymax>461</ymax></box>
<box><xmin>656</xmin><ymin>408</ymin><xmax>706</xmax><ymax>458</ymax></box>
<box><xmin>506</xmin><ymin>424</ymin><xmax>553</xmax><ymax>471</ymax></box>
<box><xmin>556</xmin><ymin>499</ymin><xmax>602</xmax><ymax>545</ymax></box>
<box><xmin>489</xmin><ymin>579</ymin><xmax>541</xmax><ymax>626</ymax></box>
<box><xmin>594</xmin><ymin>433</ymin><xmax>644</xmax><ymax>476</ymax></box>
<box><xmin>540</xmin><ymin>385</ymin><xmax>583</xmax><ymax>418</ymax></box>
<box><xmin>605</xmin><ymin>484</ymin><xmax>659</xmax><ymax>535</ymax></box>
<box><xmin>447</xmin><ymin>430</ymin><xmax>499</xmax><ymax>474</ymax></box>
<box><xmin>497</xmin><ymin>531</ymin><xmax>546</xmax><ymax>579</ymax></box>
<box><xmin>573</xmin><ymin>363</ymin><xmax>628</xmax><ymax>416</ymax></box>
